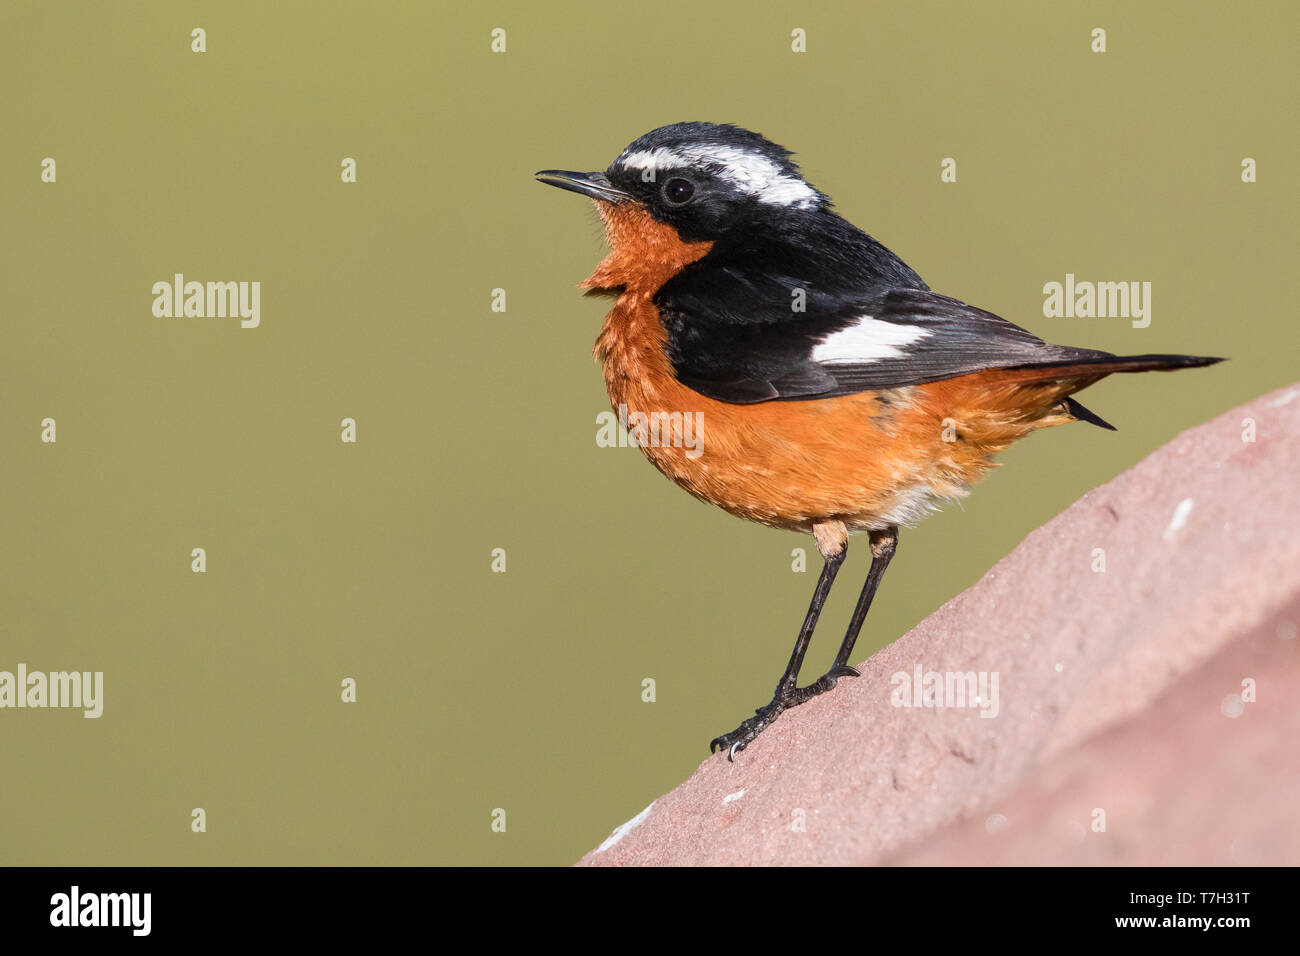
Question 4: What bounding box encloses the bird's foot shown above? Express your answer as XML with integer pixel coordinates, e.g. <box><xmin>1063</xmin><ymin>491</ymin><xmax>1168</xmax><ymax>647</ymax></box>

<box><xmin>709</xmin><ymin>664</ymin><xmax>860</xmax><ymax>761</ymax></box>
<box><xmin>708</xmin><ymin>700</ymin><xmax>786</xmax><ymax>761</ymax></box>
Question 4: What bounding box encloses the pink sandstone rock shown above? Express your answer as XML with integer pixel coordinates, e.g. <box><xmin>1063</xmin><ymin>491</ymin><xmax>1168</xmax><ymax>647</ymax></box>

<box><xmin>578</xmin><ymin>383</ymin><xmax>1300</xmax><ymax>866</ymax></box>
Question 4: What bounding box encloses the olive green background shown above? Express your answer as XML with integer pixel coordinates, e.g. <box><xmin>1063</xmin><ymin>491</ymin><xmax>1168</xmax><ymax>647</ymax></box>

<box><xmin>1</xmin><ymin>0</ymin><xmax>1294</xmax><ymax>866</ymax></box>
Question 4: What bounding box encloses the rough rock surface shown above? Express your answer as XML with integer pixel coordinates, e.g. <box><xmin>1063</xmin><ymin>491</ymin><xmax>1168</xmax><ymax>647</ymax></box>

<box><xmin>579</xmin><ymin>384</ymin><xmax>1300</xmax><ymax>866</ymax></box>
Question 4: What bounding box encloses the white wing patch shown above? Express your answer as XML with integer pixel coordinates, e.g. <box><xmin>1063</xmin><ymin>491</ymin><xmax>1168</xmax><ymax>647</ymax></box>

<box><xmin>617</xmin><ymin>144</ymin><xmax>820</xmax><ymax>208</ymax></box>
<box><xmin>811</xmin><ymin>316</ymin><xmax>932</xmax><ymax>364</ymax></box>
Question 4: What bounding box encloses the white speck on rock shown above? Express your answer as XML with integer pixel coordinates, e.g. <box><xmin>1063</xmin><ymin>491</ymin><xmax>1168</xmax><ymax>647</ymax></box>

<box><xmin>1054</xmin><ymin>663</ymin><xmax>1064</xmax><ymax>673</ymax></box>
<box><xmin>721</xmin><ymin>788</ymin><xmax>746</xmax><ymax>805</ymax></box>
<box><xmin>1162</xmin><ymin>498</ymin><xmax>1194</xmax><ymax>541</ymax></box>
<box><xmin>1221</xmin><ymin>694</ymin><xmax>1245</xmax><ymax>718</ymax></box>
<box><xmin>1267</xmin><ymin>388</ymin><xmax>1300</xmax><ymax>407</ymax></box>
<box><xmin>986</xmin><ymin>813</ymin><xmax>1008</xmax><ymax>834</ymax></box>
<box><xmin>595</xmin><ymin>801</ymin><xmax>655</xmax><ymax>854</ymax></box>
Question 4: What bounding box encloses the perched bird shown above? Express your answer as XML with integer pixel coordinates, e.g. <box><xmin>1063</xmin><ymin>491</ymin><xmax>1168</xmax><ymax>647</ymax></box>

<box><xmin>536</xmin><ymin>122</ymin><xmax>1221</xmax><ymax>759</ymax></box>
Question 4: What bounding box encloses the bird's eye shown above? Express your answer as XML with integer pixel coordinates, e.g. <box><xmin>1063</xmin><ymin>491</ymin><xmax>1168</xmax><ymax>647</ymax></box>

<box><xmin>662</xmin><ymin>178</ymin><xmax>695</xmax><ymax>204</ymax></box>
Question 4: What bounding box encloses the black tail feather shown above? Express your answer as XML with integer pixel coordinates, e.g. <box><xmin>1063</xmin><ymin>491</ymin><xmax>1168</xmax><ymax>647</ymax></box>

<box><xmin>1033</xmin><ymin>353</ymin><xmax>1226</xmax><ymax>374</ymax></box>
<box><xmin>1045</xmin><ymin>353</ymin><xmax>1225</xmax><ymax>430</ymax></box>
<box><xmin>1064</xmin><ymin>397</ymin><xmax>1117</xmax><ymax>431</ymax></box>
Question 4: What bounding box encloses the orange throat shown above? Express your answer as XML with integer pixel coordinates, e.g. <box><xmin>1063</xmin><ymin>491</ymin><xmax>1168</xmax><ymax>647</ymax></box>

<box><xmin>580</xmin><ymin>201</ymin><xmax>713</xmax><ymax>297</ymax></box>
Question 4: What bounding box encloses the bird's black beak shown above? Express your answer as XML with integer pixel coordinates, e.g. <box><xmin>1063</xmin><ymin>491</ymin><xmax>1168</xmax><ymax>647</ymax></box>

<box><xmin>535</xmin><ymin>169</ymin><xmax>631</xmax><ymax>203</ymax></box>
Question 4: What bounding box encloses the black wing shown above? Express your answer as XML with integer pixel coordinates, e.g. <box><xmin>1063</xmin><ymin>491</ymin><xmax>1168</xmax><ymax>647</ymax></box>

<box><xmin>656</xmin><ymin>247</ymin><xmax>1112</xmax><ymax>404</ymax></box>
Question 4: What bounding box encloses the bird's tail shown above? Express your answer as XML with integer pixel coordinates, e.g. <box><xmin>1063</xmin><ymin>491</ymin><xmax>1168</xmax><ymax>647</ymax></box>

<box><xmin>1006</xmin><ymin>352</ymin><xmax>1225</xmax><ymax>380</ymax></box>
<box><xmin>976</xmin><ymin>352</ymin><xmax>1224</xmax><ymax>432</ymax></box>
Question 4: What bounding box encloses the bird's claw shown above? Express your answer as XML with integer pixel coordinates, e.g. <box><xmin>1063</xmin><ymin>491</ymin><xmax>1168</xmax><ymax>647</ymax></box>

<box><xmin>709</xmin><ymin>666</ymin><xmax>861</xmax><ymax>759</ymax></box>
<box><xmin>709</xmin><ymin>701</ymin><xmax>786</xmax><ymax>759</ymax></box>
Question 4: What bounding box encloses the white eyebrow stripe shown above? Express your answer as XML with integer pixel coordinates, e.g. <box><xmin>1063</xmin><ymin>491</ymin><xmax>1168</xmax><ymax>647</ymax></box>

<box><xmin>620</xmin><ymin>148</ymin><xmax>688</xmax><ymax>171</ymax></box>
<box><xmin>617</xmin><ymin>144</ymin><xmax>820</xmax><ymax>208</ymax></box>
<box><xmin>811</xmin><ymin>317</ymin><xmax>932</xmax><ymax>364</ymax></box>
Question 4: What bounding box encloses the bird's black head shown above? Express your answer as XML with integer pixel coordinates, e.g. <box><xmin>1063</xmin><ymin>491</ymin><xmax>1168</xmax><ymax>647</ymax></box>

<box><xmin>537</xmin><ymin>122</ymin><xmax>828</xmax><ymax>242</ymax></box>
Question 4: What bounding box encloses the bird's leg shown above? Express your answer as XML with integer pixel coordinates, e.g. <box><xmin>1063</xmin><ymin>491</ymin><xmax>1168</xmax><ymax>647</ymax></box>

<box><xmin>709</xmin><ymin>525</ymin><xmax>899</xmax><ymax>761</ymax></box>
<box><xmin>710</xmin><ymin>521</ymin><xmax>847</xmax><ymax>760</ymax></box>
<box><xmin>807</xmin><ymin>525</ymin><xmax>899</xmax><ymax>688</ymax></box>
